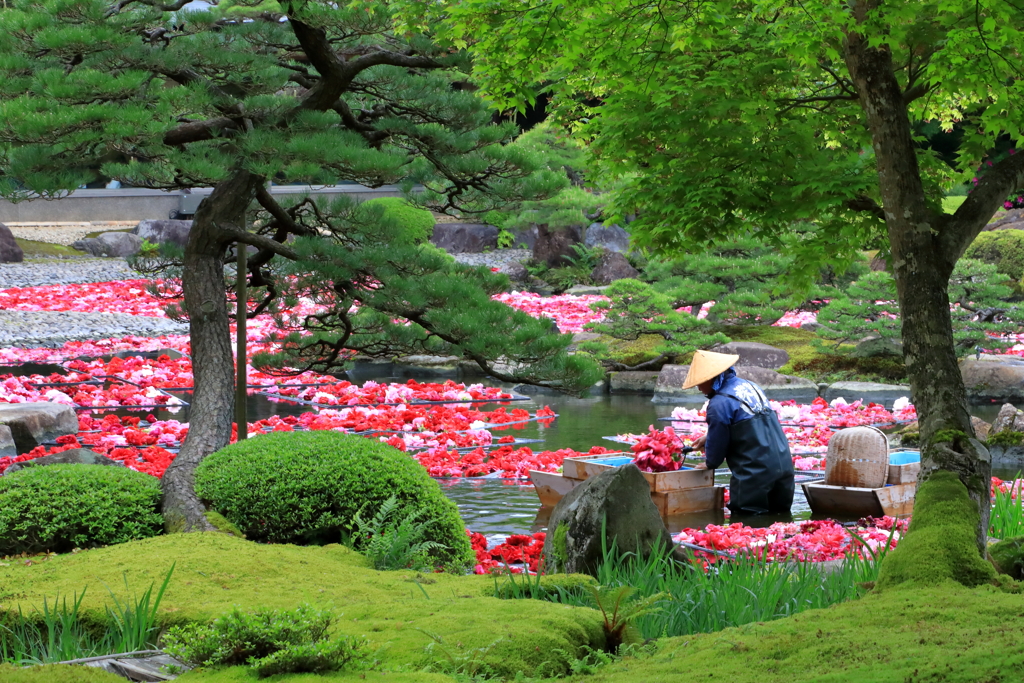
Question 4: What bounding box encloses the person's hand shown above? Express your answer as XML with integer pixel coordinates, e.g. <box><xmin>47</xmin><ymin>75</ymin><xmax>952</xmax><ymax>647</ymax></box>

<box><xmin>692</xmin><ymin>461</ymin><xmax>708</xmax><ymax>470</ymax></box>
<box><xmin>692</xmin><ymin>435</ymin><xmax>706</xmax><ymax>451</ymax></box>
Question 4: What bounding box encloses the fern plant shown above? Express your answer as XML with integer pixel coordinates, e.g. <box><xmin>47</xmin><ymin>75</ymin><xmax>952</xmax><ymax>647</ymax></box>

<box><xmin>351</xmin><ymin>495</ymin><xmax>444</xmax><ymax>571</ymax></box>
<box><xmin>585</xmin><ymin>585</ymin><xmax>665</xmax><ymax>653</ymax></box>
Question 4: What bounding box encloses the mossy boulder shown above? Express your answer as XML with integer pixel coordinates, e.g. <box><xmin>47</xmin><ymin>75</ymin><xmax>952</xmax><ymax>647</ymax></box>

<box><xmin>194</xmin><ymin>431</ymin><xmax>474</xmax><ymax>570</ymax></box>
<box><xmin>876</xmin><ymin>471</ymin><xmax>996</xmax><ymax>589</ymax></box>
<box><xmin>989</xmin><ymin>536</ymin><xmax>1024</xmax><ymax>580</ymax></box>
<box><xmin>0</xmin><ymin>464</ymin><xmax>163</xmax><ymax>555</ymax></box>
<box><xmin>0</xmin><ymin>534</ymin><xmax>604</xmax><ymax>679</ymax></box>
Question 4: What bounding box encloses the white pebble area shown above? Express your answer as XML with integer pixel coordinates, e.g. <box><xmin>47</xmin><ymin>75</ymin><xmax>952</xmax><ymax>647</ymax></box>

<box><xmin>1</xmin><ymin>224</ymin><xmax>532</xmax><ymax>348</ymax></box>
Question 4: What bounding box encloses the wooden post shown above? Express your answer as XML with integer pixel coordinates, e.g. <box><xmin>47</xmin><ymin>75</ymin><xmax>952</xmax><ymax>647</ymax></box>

<box><xmin>235</xmin><ymin>242</ymin><xmax>248</xmax><ymax>441</ymax></box>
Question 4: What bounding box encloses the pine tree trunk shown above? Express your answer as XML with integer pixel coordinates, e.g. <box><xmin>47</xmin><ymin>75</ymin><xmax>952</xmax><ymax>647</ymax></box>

<box><xmin>162</xmin><ymin>170</ymin><xmax>260</xmax><ymax>532</ymax></box>
<box><xmin>845</xmin><ymin>15</ymin><xmax>990</xmax><ymax>550</ymax></box>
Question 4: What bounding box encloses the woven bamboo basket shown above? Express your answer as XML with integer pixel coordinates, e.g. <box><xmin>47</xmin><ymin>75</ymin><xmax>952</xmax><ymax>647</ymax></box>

<box><xmin>824</xmin><ymin>426</ymin><xmax>889</xmax><ymax>488</ymax></box>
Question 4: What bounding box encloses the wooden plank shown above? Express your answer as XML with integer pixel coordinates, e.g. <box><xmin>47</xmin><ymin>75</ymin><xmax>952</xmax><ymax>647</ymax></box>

<box><xmin>653</xmin><ymin>485</ymin><xmax>724</xmax><ymax>515</ymax></box>
<box><xmin>802</xmin><ymin>481</ymin><xmax>885</xmax><ymax>517</ymax></box>
<box><xmin>886</xmin><ymin>462</ymin><xmax>920</xmax><ymax>485</ymax></box>
<box><xmin>562</xmin><ymin>455</ymin><xmax>713</xmax><ymax>491</ymax></box>
<box><xmin>641</xmin><ymin>467</ymin><xmax>716</xmax><ymax>492</ymax></box>
<box><xmin>875</xmin><ymin>483</ymin><xmax>916</xmax><ymax>517</ymax></box>
<box><xmin>560</xmin><ymin>454</ymin><xmax>629</xmax><ymax>481</ymax></box>
<box><xmin>528</xmin><ymin>470</ymin><xmax>578</xmax><ymax>507</ymax></box>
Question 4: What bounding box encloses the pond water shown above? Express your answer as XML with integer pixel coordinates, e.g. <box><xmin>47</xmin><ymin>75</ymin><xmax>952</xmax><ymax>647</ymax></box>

<box><xmin>7</xmin><ymin>359</ymin><xmax>1022</xmax><ymax>539</ymax></box>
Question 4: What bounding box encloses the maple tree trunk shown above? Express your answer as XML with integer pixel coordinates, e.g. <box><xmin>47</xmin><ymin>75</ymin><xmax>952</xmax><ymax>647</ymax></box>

<box><xmin>845</xmin><ymin>15</ymin><xmax>990</xmax><ymax>550</ymax></box>
<box><xmin>161</xmin><ymin>169</ymin><xmax>261</xmax><ymax>532</ymax></box>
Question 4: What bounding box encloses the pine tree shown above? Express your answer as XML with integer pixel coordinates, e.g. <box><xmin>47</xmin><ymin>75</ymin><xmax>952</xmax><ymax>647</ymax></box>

<box><xmin>580</xmin><ymin>279</ymin><xmax>729</xmax><ymax>371</ymax></box>
<box><xmin>644</xmin><ymin>239</ymin><xmax>807</xmax><ymax>326</ymax></box>
<box><xmin>0</xmin><ymin>0</ymin><xmax>601</xmax><ymax>530</ymax></box>
<box><xmin>815</xmin><ymin>263</ymin><xmax>1022</xmax><ymax>356</ymax></box>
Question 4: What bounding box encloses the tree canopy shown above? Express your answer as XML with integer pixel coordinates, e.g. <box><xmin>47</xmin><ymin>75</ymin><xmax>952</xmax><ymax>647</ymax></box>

<box><xmin>423</xmin><ymin>0</ymin><xmax>1024</xmax><ymax>555</ymax></box>
<box><xmin>0</xmin><ymin>0</ymin><xmax>604</xmax><ymax>530</ymax></box>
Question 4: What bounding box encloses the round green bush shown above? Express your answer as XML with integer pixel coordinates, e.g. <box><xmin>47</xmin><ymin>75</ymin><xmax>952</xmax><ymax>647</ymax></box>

<box><xmin>362</xmin><ymin>197</ymin><xmax>435</xmax><ymax>244</ymax></box>
<box><xmin>0</xmin><ymin>465</ymin><xmax>164</xmax><ymax>555</ymax></box>
<box><xmin>194</xmin><ymin>432</ymin><xmax>474</xmax><ymax>570</ymax></box>
<box><xmin>965</xmin><ymin>230</ymin><xmax>1024</xmax><ymax>286</ymax></box>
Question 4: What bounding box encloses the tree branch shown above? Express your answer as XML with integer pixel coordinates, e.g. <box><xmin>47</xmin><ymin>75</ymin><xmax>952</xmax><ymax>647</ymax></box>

<box><xmin>163</xmin><ymin>117</ymin><xmax>240</xmax><ymax>146</ymax></box>
<box><xmin>944</xmin><ymin>151</ymin><xmax>1024</xmax><ymax>259</ymax></box>
<box><xmin>843</xmin><ymin>194</ymin><xmax>887</xmax><ymax>221</ymax></box>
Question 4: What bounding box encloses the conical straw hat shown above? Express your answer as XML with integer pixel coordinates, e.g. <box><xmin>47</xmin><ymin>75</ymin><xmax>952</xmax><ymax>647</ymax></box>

<box><xmin>682</xmin><ymin>350</ymin><xmax>740</xmax><ymax>389</ymax></box>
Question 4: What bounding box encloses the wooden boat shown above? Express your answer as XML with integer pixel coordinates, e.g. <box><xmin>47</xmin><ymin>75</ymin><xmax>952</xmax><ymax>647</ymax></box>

<box><xmin>529</xmin><ymin>453</ymin><xmax>726</xmax><ymax>516</ymax></box>
<box><xmin>802</xmin><ymin>450</ymin><xmax>920</xmax><ymax>518</ymax></box>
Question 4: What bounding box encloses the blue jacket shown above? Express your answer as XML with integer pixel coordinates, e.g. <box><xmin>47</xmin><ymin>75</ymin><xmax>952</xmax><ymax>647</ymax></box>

<box><xmin>703</xmin><ymin>368</ymin><xmax>771</xmax><ymax>469</ymax></box>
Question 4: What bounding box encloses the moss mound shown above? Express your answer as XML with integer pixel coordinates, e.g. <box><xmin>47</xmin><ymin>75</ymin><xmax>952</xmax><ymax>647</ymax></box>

<box><xmin>990</xmin><ymin>535</ymin><xmax>1024</xmax><ymax>580</ymax></box>
<box><xmin>965</xmin><ymin>229</ymin><xmax>1024</xmax><ymax>285</ymax></box>
<box><xmin>572</xmin><ymin>582</ymin><xmax>1024</xmax><ymax>683</ymax></box>
<box><xmin>0</xmin><ymin>534</ymin><xmax>603</xmax><ymax>679</ymax></box>
<box><xmin>0</xmin><ymin>664</ymin><xmax>125</xmax><ymax>682</ymax></box>
<box><xmin>0</xmin><ymin>464</ymin><xmax>163</xmax><ymax>555</ymax></box>
<box><xmin>178</xmin><ymin>671</ymin><xmax>456</xmax><ymax>683</ymax></box>
<box><xmin>876</xmin><ymin>471</ymin><xmax>996</xmax><ymax>588</ymax></box>
<box><xmin>362</xmin><ymin>197</ymin><xmax>435</xmax><ymax>244</ymax></box>
<box><xmin>194</xmin><ymin>431</ymin><xmax>473</xmax><ymax>569</ymax></box>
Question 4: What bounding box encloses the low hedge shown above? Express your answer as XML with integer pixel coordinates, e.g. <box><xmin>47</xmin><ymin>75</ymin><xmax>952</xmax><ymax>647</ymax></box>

<box><xmin>965</xmin><ymin>229</ymin><xmax>1024</xmax><ymax>288</ymax></box>
<box><xmin>0</xmin><ymin>464</ymin><xmax>164</xmax><ymax>556</ymax></box>
<box><xmin>194</xmin><ymin>432</ymin><xmax>474</xmax><ymax>570</ymax></box>
<box><xmin>362</xmin><ymin>197</ymin><xmax>435</xmax><ymax>245</ymax></box>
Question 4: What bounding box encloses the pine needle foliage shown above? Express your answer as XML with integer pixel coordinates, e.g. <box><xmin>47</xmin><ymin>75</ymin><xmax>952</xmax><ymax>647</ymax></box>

<box><xmin>0</xmin><ymin>0</ymin><xmax>602</xmax><ymax>395</ymax></box>
<box><xmin>815</xmin><ymin>260</ymin><xmax>1023</xmax><ymax>356</ymax></box>
<box><xmin>581</xmin><ymin>279</ymin><xmax>729</xmax><ymax>371</ymax></box>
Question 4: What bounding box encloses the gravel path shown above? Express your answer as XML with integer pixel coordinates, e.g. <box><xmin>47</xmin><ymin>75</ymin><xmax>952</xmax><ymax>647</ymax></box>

<box><xmin>0</xmin><ymin>310</ymin><xmax>188</xmax><ymax>348</ymax></box>
<box><xmin>0</xmin><ymin>258</ymin><xmax>141</xmax><ymax>288</ymax></box>
<box><xmin>0</xmin><ymin>224</ymin><xmax>532</xmax><ymax>348</ymax></box>
<box><xmin>452</xmin><ymin>249</ymin><xmax>530</xmax><ymax>272</ymax></box>
<box><xmin>5</xmin><ymin>222</ymin><xmax>136</xmax><ymax>246</ymax></box>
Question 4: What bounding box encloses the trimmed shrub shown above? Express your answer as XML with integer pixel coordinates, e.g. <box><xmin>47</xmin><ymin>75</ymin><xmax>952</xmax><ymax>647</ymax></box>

<box><xmin>0</xmin><ymin>465</ymin><xmax>163</xmax><ymax>556</ymax></box>
<box><xmin>362</xmin><ymin>197</ymin><xmax>435</xmax><ymax>244</ymax></box>
<box><xmin>965</xmin><ymin>229</ymin><xmax>1024</xmax><ymax>287</ymax></box>
<box><xmin>194</xmin><ymin>431</ymin><xmax>474</xmax><ymax>569</ymax></box>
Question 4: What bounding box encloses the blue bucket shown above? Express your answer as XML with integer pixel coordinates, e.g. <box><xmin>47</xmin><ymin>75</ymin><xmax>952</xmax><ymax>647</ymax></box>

<box><xmin>588</xmin><ymin>456</ymin><xmax>636</xmax><ymax>467</ymax></box>
<box><xmin>889</xmin><ymin>451</ymin><xmax>920</xmax><ymax>465</ymax></box>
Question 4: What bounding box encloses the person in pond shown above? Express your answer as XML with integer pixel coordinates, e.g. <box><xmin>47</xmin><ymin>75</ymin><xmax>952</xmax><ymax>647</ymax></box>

<box><xmin>686</xmin><ymin>350</ymin><xmax>795</xmax><ymax>516</ymax></box>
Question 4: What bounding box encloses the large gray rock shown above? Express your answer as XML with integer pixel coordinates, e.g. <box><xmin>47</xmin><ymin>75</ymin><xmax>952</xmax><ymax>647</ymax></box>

<box><xmin>991</xmin><ymin>403</ymin><xmax>1024</xmax><ymax>434</ymax></box>
<box><xmin>590</xmin><ymin>251</ymin><xmax>639</xmax><ymax>285</ymax></box>
<box><xmin>133</xmin><ymin>219</ymin><xmax>193</xmax><ymax>248</ymax></box>
<box><xmin>584</xmin><ymin>223</ymin><xmax>630</xmax><ymax>253</ymax></box>
<box><xmin>0</xmin><ymin>425</ymin><xmax>14</xmax><ymax>458</ymax></box>
<box><xmin>652</xmin><ymin>364</ymin><xmax>818</xmax><ymax>404</ymax></box>
<box><xmin>429</xmin><ymin>223</ymin><xmax>499</xmax><ymax>254</ymax></box>
<box><xmin>511</xmin><ymin>225</ymin><xmax>538</xmax><ymax>250</ymax></box>
<box><xmin>0</xmin><ymin>403</ymin><xmax>79</xmax><ymax>454</ymax></box>
<box><xmin>712</xmin><ymin>341</ymin><xmax>790</xmax><ymax>370</ymax></box>
<box><xmin>97</xmin><ymin>231</ymin><xmax>142</xmax><ymax>256</ymax></box>
<box><xmin>73</xmin><ymin>232</ymin><xmax>142</xmax><ymax>257</ymax></box>
<box><xmin>0</xmin><ymin>223</ymin><xmax>24</xmax><ymax>263</ymax></box>
<box><xmin>532</xmin><ymin>223</ymin><xmax>584</xmax><ymax>267</ymax></box>
<box><xmin>983</xmin><ymin>208</ymin><xmax>1024</xmax><ymax>231</ymax></box>
<box><xmin>960</xmin><ymin>355</ymin><xmax>1024</xmax><ymax>402</ymax></box>
<box><xmin>822</xmin><ymin>381</ymin><xmax>911</xmax><ymax>407</ymax></box>
<box><xmin>852</xmin><ymin>336</ymin><xmax>903</xmax><ymax>358</ymax></box>
<box><xmin>504</xmin><ymin>261</ymin><xmax>530</xmax><ymax>283</ymax></box>
<box><xmin>609</xmin><ymin>371</ymin><xmax>660</xmax><ymax>394</ymax></box>
<box><xmin>542</xmin><ymin>464</ymin><xmax>677</xmax><ymax>576</ymax></box>
<box><xmin>3</xmin><ymin>448</ymin><xmax>124</xmax><ymax>474</ymax></box>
